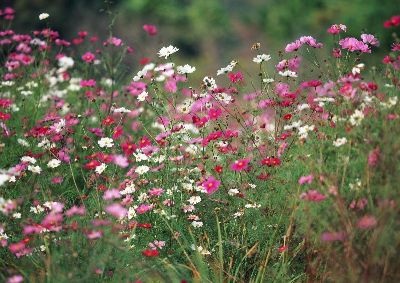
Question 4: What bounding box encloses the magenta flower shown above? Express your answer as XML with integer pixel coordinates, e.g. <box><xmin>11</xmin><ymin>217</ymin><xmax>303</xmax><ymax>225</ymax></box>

<box><xmin>230</xmin><ymin>159</ymin><xmax>250</xmax><ymax>172</ymax></box>
<box><xmin>202</xmin><ymin>176</ymin><xmax>221</xmax><ymax>194</ymax></box>
<box><xmin>82</xmin><ymin>52</ymin><xmax>95</xmax><ymax>63</ymax></box>
<box><xmin>143</xmin><ymin>24</ymin><xmax>158</xmax><ymax>36</ymax></box>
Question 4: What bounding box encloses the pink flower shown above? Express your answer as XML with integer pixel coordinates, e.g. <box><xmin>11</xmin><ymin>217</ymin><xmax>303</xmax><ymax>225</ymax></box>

<box><xmin>7</xmin><ymin>275</ymin><xmax>24</xmax><ymax>283</ymax></box>
<box><xmin>327</xmin><ymin>24</ymin><xmax>347</xmax><ymax>34</ymax></box>
<box><xmin>357</xmin><ymin>215</ymin><xmax>377</xmax><ymax>229</ymax></box>
<box><xmin>103</xmin><ymin>189</ymin><xmax>121</xmax><ymax>200</ymax></box>
<box><xmin>86</xmin><ymin>230</ymin><xmax>103</xmax><ymax>239</ymax></box>
<box><xmin>361</xmin><ymin>34</ymin><xmax>379</xmax><ymax>46</ymax></box>
<box><xmin>339</xmin><ymin>37</ymin><xmax>370</xmax><ymax>53</ymax></box>
<box><xmin>104</xmin><ymin>37</ymin><xmax>123</xmax><ymax>47</ymax></box>
<box><xmin>230</xmin><ymin>159</ymin><xmax>250</xmax><ymax>172</ymax></box>
<box><xmin>285</xmin><ymin>36</ymin><xmax>323</xmax><ymax>53</ymax></box>
<box><xmin>368</xmin><ymin>147</ymin><xmax>380</xmax><ymax>167</ymax></box>
<box><xmin>202</xmin><ymin>176</ymin><xmax>221</xmax><ymax>194</ymax></box>
<box><xmin>105</xmin><ymin>203</ymin><xmax>127</xmax><ymax>218</ymax></box>
<box><xmin>148</xmin><ymin>188</ymin><xmax>164</xmax><ymax>196</ymax></box>
<box><xmin>208</xmin><ymin>108</ymin><xmax>222</xmax><ymax>120</ymax></box>
<box><xmin>65</xmin><ymin>206</ymin><xmax>86</xmax><ymax>217</ymax></box>
<box><xmin>298</xmin><ymin>175</ymin><xmax>313</xmax><ymax>185</ymax></box>
<box><xmin>164</xmin><ymin>79</ymin><xmax>177</xmax><ymax>93</ymax></box>
<box><xmin>113</xmin><ymin>155</ymin><xmax>129</xmax><ymax>168</ymax></box>
<box><xmin>136</xmin><ymin>204</ymin><xmax>152</xmax><ymax>214</ymax></box>
<box><xmin>143</xmin><ymin>24</ymin><xmax>158</xmax><ymax>36</ymax></box>
<box><xmin>82</xmin><ymin>52</ymin><xmax>95</xmax><ymax>63</ymax></box>
<box><xmin>300</xmin><ymin>190</ymin><xmax>326</xmax><ymax>202</ymax></box>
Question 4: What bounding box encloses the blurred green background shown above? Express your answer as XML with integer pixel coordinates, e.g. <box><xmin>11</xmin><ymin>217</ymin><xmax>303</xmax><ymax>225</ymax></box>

<box><xmin>2</xmin><ymin>0</ymin><xmax>399</xmax><ymax>73</ymax></box>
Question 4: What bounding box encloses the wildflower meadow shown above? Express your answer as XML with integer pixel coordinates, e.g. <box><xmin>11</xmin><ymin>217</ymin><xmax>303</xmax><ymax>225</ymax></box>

<box><xmin>0</xmin><ymin>3</ymin><xmax>400</xmax><ymax>283</ymax></box>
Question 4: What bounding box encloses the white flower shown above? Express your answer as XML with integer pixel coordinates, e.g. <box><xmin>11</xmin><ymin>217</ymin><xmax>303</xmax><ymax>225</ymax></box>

<box><xmin>21</xmin><ymin>156</ymin><xmax>36</xmax><ymax>164</ymax></box>
<box><xmin>191</xmin><ymin>221</ymin><xmax>203</xmax><ymax>228</ymax></box>
<box><xmin>58</xmin><ymin>56</ymin><xmax>74</xmax><ymax>69</ymax></box>
<box><xmin>47</xmin><ymin>159</ymin><xmax>61</xmax><ymax>168</ymax></box>
<box><xmin>158</xmin><ymin>45</ymin><xmax>179</xmax><ymax>59</ymax></box>
<box><xmin>17</xmin><ymin>138</ymin><xmax>30</xmax><ymax>147</ymax></box>
<box><xmin>127</xmin><ymin>207</ymin><xmax>137</xmax><ymax>219</ymax></box>
<box><xmin>349</xmin><ymin>109</ymin><xmax>365</xmax><ymax>126</ymax></box>
<box><xmin>263</xmin><ymin>78</ymin><xmax>274</xmax><ymax>83</ymax></box>
<box><xmin>253</xmin><ymin>54</ymin><xmax>271</xmax><ymax>63</ymax></box>
<box><xmin>228</xmin><ymin>188</ymin><xmax>240</xmax><ymax>196</ymax></box>
<box><xmin>39</xmin><ymin>13</ymin><xmax>49</xmax><ymax>20</ymax></box>
<box><xmin>134</xmin><ymin>151</ymin><xmax>149</xmax><ymax>162</ymax></box>
<box><xmin>28</xmin><ymin>165</ymin><xmax>42</xmax><ymax>174</ymax></box>
<box><xmin>13</xmin><ymin>212</ymin><xmax>21</xmax><ymax>219</ymax></box>
<box><xmin>352</xmin><ymin>63</ymin><xmax>365</xmax><ymax>75</ymax></box>
<box><xmin>52</xmin><ymin>119</ymin><xmax>66</xmax><ymax>133</ymax></box>
<box><xmin>98</xmin><ymin>137</ymin><xmax>114</xmax><ymax>148</ymax></box>
<box><xmin>0</xmin><ymin>173</ymin><xmax>10</xmax><ymax>186</ymax></box>
<box><xmin>191</xmin><ymin>245</ymin><xmax>211</xmax><ymax>255</ymax></box>
<box><xmin>298</xmin><ymin>124</ymin><xmax>315</xmax><ymax>140</ymax></box>
<box><xmin>233</xmin><ymin>211</ymin><xmax>244</xmax><ymax>218</ymax></box>
<box><xmin>203</xmin><ymin>76</ymin><xmax>217</xmax><ymax>89</ymax></box>
<box><xmin>95</xmin><ymin>163</ymin><xmax>107</xmax><ymax>174</ymax></box>
<box><xmin>278</xmin><ymin>70</ymin><xmax>298</xmax><ymax>78</ymax></box>
<box><xmin>113</xmin><ymin>107</ymin><xmax>131</xmax><ymax>113</ymax></box>
<box><xmin>177</xmin><ymin>64</ymin><xmax>196</xmax><ymax>74</ymax></box>
<box><xmin>137</xmin><ymin>91</ymin><xmax>148</xmax><ymax>102</ymax></box>
<box><xmin>217</xmin><ymin>61</ymin><xmax>237</xmax><ymax>76</ymax></box>
<box><xmin>135</xmin><ymin>165</ymin><xmax>150</xmax><ymax>175</ymax></box>
<box><xmin>333</xmin><ymin>137</ymin><xmax>347</xmax><ymax>147</ymax></box>
<box><xmin>120</xmin><ymin>183</ymin><xmax>136</xmax><ymax>195</ymax></box>
<box><xmin>187</xmin><ymin>196</ymin><xmax>201</xmax><ymax>205</ymax></box>
<box><xmin>245</xmin><ymin>203</ymin><xmax>261</xmax><ymax>208</ymax></box>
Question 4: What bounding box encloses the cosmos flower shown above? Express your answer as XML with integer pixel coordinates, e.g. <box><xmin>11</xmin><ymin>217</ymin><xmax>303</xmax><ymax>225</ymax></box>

<box><xmin>158</xmin><ymin>45</ymin><xmax>179</xmax><ymax>59</ymax></box>
<box><xmin>202</xmin><ymin>176</ymin><xmax>221</xmax><ymax>194</ymax></box>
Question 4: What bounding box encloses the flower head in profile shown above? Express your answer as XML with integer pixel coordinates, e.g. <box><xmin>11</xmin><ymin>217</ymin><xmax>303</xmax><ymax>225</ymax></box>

<box><xmin>177</xmin><ymin>64</ymin><xmax>196</xmax><ymax>74</ymax></box>
<box><xmin>158</xmin><ymin>45</ymin><xmax>179</xmax><ymax>59</ymax></box>
<box><xmin>39</xmin><ymin>13</ymin><xmax>49</xmax><ymax>20</ymax></box>
<box><xmin>327</xmin><ymin>24</ymin><xmax>347</xmax><ymax>34</ymax></box>
<box><xmin>253</xmin><ymin>54</ymin><xmax>271</xmax><ymax>63</ymax></box>
<box><xmin>143</xmin><ymin>24</ymin><xmax>158</xmax><ymax>36</ymax></box>
<box><xmin>202</xmin><ymin>176</ymin><xmax>221</xmax><ymax>194</ymax></box>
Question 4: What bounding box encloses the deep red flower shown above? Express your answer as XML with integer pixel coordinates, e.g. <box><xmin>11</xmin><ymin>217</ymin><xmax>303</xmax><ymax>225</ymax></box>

<box><xmin>142</xmin><ymin>249</ymin><xmax>159</xmax><ymax>257</ymax></box>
